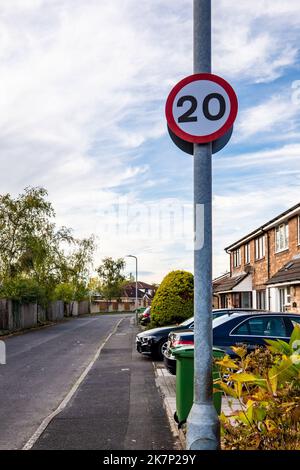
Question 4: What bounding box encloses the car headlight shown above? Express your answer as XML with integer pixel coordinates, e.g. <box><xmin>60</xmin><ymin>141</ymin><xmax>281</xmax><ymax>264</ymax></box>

<box><xmin>141</xmin><ymin>336</ymin><xmax>155</xmax><ymax>344</ymax></box>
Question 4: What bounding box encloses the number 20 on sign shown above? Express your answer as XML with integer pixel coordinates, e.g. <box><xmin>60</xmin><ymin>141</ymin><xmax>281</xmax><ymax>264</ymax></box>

<box><xmin>165</xmin><ymin>73</ymin><xmax>238</xmax><ymax>144</ymax></box>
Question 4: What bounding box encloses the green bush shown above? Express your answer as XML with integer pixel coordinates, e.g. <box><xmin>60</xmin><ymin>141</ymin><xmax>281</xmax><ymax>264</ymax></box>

<box><xmin>53</xmin><ymin>282</ymin><xmax>75</xmax><ymax>303</ymax></box>
<box><xmin>0</xmin><ymin>277</ymin><xmax>46</xmax><ymax>304</ymax></box>
<box><xmin>53</xmin><ymin>282</ymin><xmax>89</xmax><ymax>303</ymax></box>
<box><xmin>150</xmin><ymin>270</ymin><xmax>194</xmax><ymax>327</ymax></box>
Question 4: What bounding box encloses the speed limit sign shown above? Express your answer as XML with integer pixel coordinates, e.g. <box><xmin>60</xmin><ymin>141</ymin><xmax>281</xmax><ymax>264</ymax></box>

<box><xmin>165</xmin><ymin>73</ymin><xmax>238</xmax><ymax>144</ymax></box>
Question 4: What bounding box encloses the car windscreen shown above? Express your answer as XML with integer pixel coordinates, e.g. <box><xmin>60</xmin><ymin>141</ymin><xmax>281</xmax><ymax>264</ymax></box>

<box><xmin>212</xmin><ymin>313</ymin><xmax>236</xmax><ymax>328</ymax></box>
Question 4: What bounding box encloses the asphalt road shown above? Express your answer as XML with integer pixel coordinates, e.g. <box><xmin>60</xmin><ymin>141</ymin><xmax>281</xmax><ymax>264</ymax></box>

<box><xmin>0</xmin><ymin>314</ymin><xmax>124</xmax><ymax>449</ymax></box>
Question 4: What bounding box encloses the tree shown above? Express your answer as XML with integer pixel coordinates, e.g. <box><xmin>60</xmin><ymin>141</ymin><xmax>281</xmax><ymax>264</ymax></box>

<box><xmin>0</xmin><ymin>187</ymin><xmax>96</xmax><ymax>306</ymax></box>
<box><xmin>54</xmin><ymin>236</ymin><xmax>96</xmax><ymax>303</ymax></box>
<box><xmin>97</xmin><ymin>257</ymin><xmax>125</xmax><ymax>309</ymax></box>
<box><xmin>151</xmin><ymin>270</ymin><xmax>194</xmax><ymax>327</ymax></box>
<box><xmin>0</xmin><ymin>186</ymin><xmax>55</xmax><ymax>279</ymax></box>
<box><xmin>63</xmin><ymin>236</ymin><xmax>96</xmax><ymax>285</ymax></box>
<box><xmin>87</xmin><ymin>277</ymin><xmax>102</xmax><ymax>296</ymax></box>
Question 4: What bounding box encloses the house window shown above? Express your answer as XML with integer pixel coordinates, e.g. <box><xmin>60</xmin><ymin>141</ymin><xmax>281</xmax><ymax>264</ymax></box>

<box><xmin>244</xmin><ymin>243</ymin><xmax>250</xmax><ymax>264</ymax></box>
<box><xmin>275</xmin><ymin>223</ymin><xmax>289</xmax><ymax>252</ymax></box>
<box><xmin>256</xmin><ymin>290</ymin><xmax>266</xmax><ymax>310</ymax></box>
<box><xmin>298</xmin><ymin>216</ymin><xmax>300</xmax><ymax>245</ymax></box>
<box><xmin>220</xmin><ymin>294</ymin><xmax>228</xmax><ymax>308</ymax></box>
<box><xmin>255</xmin><ymin>235</ymin><xmax>265</xmax><ymax>260</ymax></box>
<box><xmin>233</xmin><ymin>249</ymin><xmax>241</xmax><ymax>268</ymax></box>
<box><xmin>232</xmin><ymin>293</ymin><xmax>241</xmax><ymax>308</ymax></box>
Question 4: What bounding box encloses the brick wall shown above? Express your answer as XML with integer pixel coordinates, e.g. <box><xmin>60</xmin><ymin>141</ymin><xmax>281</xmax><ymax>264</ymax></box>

<box><xmin>291</xmin><ymin>285</ymin><xmax>300</xmax><ymax>313</ymax></box>
<box><xmin>230</xmin><ymin>215</ymin><xmax>300</xmax><ymax>289</ymax></box>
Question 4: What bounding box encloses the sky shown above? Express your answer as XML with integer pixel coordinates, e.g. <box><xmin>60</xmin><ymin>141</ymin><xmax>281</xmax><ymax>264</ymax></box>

<box><xmin>0</xmin><ymin>0</ymin><xmax>300</xmax><ymax>282</ymax></box>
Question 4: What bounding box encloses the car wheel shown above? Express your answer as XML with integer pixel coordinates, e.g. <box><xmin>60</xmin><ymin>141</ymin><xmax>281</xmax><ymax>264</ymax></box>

<box><xmin>156</xmin><ymin>339</ymin><xmax>168</xmax><ymax>361</ymax></box>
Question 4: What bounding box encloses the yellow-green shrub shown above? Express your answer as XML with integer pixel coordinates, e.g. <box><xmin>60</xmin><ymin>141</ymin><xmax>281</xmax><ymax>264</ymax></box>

<box><xmin>216</xmin><ymin>325</ymin><xmax>300</xmax><ymax>450</ymax></box>
<box><xmin>150</xmin><ymin>270</ymin><xmax>193</xmax><ymax>327</ymax></box>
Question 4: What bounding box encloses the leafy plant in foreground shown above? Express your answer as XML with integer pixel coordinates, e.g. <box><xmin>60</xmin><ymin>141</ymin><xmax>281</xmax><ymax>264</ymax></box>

<box><xmin>215</xmin><ymin>325</ymin><xmax>300</xmax><ymax>450</ymax></box>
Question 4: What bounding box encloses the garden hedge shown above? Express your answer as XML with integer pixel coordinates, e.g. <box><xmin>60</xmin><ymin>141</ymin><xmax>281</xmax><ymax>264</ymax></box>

<box><xmin>150</xmin><ymin>270</ymin><xmax>194</xmax><ymax>327</ymax></box>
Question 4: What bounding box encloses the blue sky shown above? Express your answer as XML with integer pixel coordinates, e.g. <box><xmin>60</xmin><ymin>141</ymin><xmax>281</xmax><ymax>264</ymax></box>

<box><xmin>1</xmin><ymin>0</ymin><xmax>300</xmax><ymax>282</ymax></box>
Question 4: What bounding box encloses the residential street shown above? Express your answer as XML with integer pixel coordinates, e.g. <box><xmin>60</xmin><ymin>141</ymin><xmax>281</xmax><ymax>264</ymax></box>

<box><xmin>0</xmin><ymin>314</ymin><xmax>125</xmax><ymax>449</ymax></box>
<box><xmin>0</xmin><ymin>314</ymin><xmax>176</xmax><ymax>450</ymax></box>
<box><xmin>32</xmin><ymin>315</ymin><xmax>176</xmax><ymax>450</ymax></box>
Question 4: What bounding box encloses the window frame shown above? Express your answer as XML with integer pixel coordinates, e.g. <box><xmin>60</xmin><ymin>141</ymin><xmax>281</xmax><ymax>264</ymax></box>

<box><xmin>244</xmin><ymin>243</ymin><xmax>250</xmax><ymax>265</ymax></box>
<box><xmin>275</xmin><ymin>223</ymin><xmax>289</xmax><ymax>253</ymax></box>
<box><xmin>256</xmin><ymin>290</ymin><xmax>266</xmax><ymax>310</ymax></box>
<box><xmin>255</xmin><ymin>235</ymin><xmax>265</xmax><ymax>260</ymax></box>
<box><xmin>232</xmin><ymin>248</ymin><xmax>241</xmax><ymax>268</ymax></box>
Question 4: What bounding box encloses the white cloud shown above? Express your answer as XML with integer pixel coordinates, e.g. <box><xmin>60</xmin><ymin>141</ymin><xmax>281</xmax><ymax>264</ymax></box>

<box><xmin>216</xmin><ymin>143</ymin><xmax>300</xmax><ymax>169</ymax></box>
<box><xmin>236</xmin><ymin>94</ymin><xmax>300</xmax><ymax>141</ymax></box>
<box><xmin>0</xmin><ymin>1</ymin><xmax>300</xmax><ymax>281</ymax></box>
<box><xmin>214</xmin><ymin>0</ymin><xmax>300</xmax><ymax>82</ymax></box>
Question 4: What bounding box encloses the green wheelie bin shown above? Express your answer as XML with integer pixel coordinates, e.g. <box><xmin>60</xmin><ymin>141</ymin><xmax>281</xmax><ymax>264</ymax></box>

<box><xmin>172</xmin><ymin>346</ymin><xmax>224</xmax><ymax>428</ymax></box>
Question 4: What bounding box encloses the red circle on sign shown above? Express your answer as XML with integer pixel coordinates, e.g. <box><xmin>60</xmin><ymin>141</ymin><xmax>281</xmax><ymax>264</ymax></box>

<box><xmin>165</xmin><ymin>73</ymin><xmax>238</xmax><ymax>144</ymax></box>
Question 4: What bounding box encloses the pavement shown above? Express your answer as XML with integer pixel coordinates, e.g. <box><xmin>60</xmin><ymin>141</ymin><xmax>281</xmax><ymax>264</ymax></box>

<box><xmin>32</xmin><ymin>315</ymin><xmax>179</xmax><ymax>450</ymax></box>
<box><xmin>155</xmin><ymin>360</ymin><xmax>242</xmax><ymax>448</ymax></box>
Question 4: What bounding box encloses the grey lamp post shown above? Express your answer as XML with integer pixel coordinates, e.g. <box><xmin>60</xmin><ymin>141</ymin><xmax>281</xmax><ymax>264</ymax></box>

<box><xmin>126</xmin><ymin>255</ymin><xmax>138</xmax><ymax>324</ymax></box>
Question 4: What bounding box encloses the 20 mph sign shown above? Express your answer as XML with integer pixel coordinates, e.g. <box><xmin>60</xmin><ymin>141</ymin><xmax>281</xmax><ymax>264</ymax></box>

<box><xmin>165</xmin><ymin>73</ymin><xmax>238</xmax><ymax>144</ymax></box>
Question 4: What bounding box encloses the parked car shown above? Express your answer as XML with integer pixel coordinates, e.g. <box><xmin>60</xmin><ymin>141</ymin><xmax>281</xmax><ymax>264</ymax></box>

<box><xmin>135</xmin><ymin>308</ymin><xmax>255</xmax><ymax>360</ymax></box>
<box><xmin>138</xmin><ymin>307</ymin><xmax>151</xmax><ymax>325</ymax></box>
<box><xmin>163</xmin><ymin>311</ymin><xmax>300</xmax><ymax>374</ymax></box>
<box><xmin>136</xmin><ymin>316</ymin><xmax>194</xmax><ymax>360</ymax></box>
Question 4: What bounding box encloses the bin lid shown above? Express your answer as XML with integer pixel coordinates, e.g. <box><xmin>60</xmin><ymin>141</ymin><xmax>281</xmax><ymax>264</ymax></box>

<box><xmin>171</xmin><ymin>346</ymin><xmax>225</xmax><ymax>358</ymax></box>
<box><xmin>171</xmin><ymin>346</ymin><xmax>194</xmax><ymax>358</ymax></box>
<box><xmin>213</xmin><ymin>347</ymin><xmax>225</xmax><ymax>358</ymax></box>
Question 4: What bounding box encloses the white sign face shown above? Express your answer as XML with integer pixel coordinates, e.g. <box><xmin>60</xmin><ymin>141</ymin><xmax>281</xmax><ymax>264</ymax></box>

<box><xmin>165</xmin><ymin>73</ymin><xmax>238</xmax><ymax>144</ymax></box>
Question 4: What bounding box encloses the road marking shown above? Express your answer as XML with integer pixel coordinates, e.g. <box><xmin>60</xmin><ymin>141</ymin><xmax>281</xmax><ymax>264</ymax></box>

<box><xmin>22</xmin><ymin>317</ymin><xmax>124</xmax><ymax>450</ymax></box>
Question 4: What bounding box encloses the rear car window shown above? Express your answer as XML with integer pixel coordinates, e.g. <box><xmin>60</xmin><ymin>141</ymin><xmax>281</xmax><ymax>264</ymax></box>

<box><xmin>290</xmin><ymin>316</ymin><xmax>300</xmax><ymax>327</ymax></box>
<box><xmin>232</xmin><ymin>316</ymin><xmax>287</xmax><ymax>338</ymax></box>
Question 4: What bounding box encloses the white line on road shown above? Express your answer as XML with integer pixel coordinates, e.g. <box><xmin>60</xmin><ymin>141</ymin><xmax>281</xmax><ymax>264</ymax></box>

<box><xmin>22</xmin><ymin>317</ymin><xmax>124</xmax><ymax>450</ymax></box>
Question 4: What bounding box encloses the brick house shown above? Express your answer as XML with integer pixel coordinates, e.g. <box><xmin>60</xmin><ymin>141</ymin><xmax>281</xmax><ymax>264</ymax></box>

<box><xmin>94</xmin><ymin>281</ymin><xmax>157</xmax><ymax>312</ymax></box>
<box><xmin>121</xmin><ymin>281</ymin><xmax>156</xmax><ymax>310</ymax></box>
<box><xmin>213</xmin><ymin>203</ymin><xmax>300</xmax><ymax>313</ymax></box>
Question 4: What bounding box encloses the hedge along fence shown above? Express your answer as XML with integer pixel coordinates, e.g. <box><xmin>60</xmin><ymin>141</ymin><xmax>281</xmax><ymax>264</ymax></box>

<box><xmin>151</xmin><ymin>270</ymin><xmax>194</xmax><ymax>327</ymax></box>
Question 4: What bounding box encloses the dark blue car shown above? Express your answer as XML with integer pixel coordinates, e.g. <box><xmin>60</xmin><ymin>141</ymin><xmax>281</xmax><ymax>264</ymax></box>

<box><xmin>164</xmin><ymin>312</ymin><xmax>300</xmax><ymax>374</ymax></box>
<box><xmin>136</xmin><ymin>308</ymin><xmax>264</xmax><ymax>360</ymax></box>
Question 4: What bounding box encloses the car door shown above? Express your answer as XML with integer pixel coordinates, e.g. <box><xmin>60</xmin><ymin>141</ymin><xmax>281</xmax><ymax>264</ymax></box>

<box><xmin>229</xmin><ymin>315</ymin><xmax>289</xmax><ymax>351</ymax></box>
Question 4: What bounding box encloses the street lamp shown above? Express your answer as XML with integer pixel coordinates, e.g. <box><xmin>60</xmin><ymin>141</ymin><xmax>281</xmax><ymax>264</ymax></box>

<box><xmin>125</xmin><ymin>255</ymin><xmax>138</xmax><ymax>324</ymax></box>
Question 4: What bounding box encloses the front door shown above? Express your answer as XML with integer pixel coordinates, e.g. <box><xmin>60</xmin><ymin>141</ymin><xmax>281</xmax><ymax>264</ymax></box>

<box><xmin>278</xmin><ymin>287</ymin><xmax>290</xmax><ymax>312</ymax></box>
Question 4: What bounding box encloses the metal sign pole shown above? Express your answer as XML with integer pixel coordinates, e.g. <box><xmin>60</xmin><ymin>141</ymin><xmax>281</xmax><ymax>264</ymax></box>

<box><xmin>186</xmin><ymin>0</ymin><xmax>220</xmax><ymax>450</ymax></box>
<box><xmin>135</xmin><ymin>257</ymin><xmax>138</xmax><ymax>325</ymax></box>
